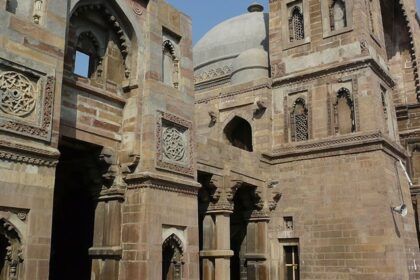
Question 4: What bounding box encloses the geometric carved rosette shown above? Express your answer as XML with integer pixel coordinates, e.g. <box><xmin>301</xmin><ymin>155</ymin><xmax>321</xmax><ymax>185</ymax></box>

<box><xmin>156</xmin><ymin>110</ymin><xmax>194</xmax><ymax>177</ymax></box>
<box><xmin>0</xmin><ymin>65</ymin><xmax>55</xmax><ymax>141</ymax></box>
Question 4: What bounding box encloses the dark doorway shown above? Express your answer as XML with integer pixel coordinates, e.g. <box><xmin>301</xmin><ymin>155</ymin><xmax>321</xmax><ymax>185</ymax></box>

<box><xmin>49</xmin><ymin>138</ymin><xmax>102</xmax><ymax>280</ymax></box>
<box><xmin>230</xmin><ymin>187</ymin><xmax>254</xmax><ymax>280</ymax></box>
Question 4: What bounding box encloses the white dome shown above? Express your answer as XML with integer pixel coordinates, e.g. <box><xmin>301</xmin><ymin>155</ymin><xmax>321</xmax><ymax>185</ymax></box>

<box><xmin>231</xmin><ymin>48</ymin><xmax>269</xmax><ymax>84</ymax></box>
<box><xmin>193</xmin><ymin>9</ymin><xmax>268</xmax><ymax>85</ymax></box>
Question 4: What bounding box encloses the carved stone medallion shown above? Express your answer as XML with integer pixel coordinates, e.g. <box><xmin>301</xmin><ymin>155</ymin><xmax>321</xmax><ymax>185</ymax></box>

<box><xmin>0</xmin><ymin>71</ymin><xmax>37</xmax><ymax>117</ymax></box>
<box><xmin>156</xmin><ymin>111</ymin><xmax>194</xmax><ymax>176</ymax></box>
<box><xmin>163</xmin><ymin>126</ymin><xmax>186</xmax><ymax>162</ymax></box>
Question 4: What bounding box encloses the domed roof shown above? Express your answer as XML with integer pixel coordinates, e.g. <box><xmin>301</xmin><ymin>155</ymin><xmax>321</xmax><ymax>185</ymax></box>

<box><xmin>231</xmin><ymin>48</ymin><xmax>269</xmax><ymax>85</ymax></box>
<box><xmin>193</xmin><ymin>6</ymin><xmax>268</xmax><ymax>85</ymax></box>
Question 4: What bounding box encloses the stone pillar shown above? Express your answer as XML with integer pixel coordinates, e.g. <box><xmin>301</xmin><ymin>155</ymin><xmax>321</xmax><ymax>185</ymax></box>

<box><xmin>245</xmin><ymin>215</ymin><xmax>270</xmax><ymax>280</ymax></box>
<box><xmin>89</xmin><ymin>189</ymin><xmax>124</xmax><ymax>280</ymax></box>
<box><xmin>199</xmin><ymin>179</ymin><xmax>236</xmax><ymax>280</ymax></box>
<box><xmin>88</xmin><ymin>148</ymin><xmax>129</xmax><ymax>280</ymax></box>
<box><xmin>246</xmin><ymin>183</ymin><xmax>282</xmax><ymax>280</ymax></box>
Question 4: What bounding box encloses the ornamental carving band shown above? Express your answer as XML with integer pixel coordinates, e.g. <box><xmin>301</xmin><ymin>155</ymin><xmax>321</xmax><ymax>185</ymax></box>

<box><xmin>0</xmin><ymin>71</ymin><xmax>37</xmax><ymax>117</ymax></box>
<box><xmin>163</xmin><ymin>126</ymin><xmax>186</xmax><ymax>162</ymax></box>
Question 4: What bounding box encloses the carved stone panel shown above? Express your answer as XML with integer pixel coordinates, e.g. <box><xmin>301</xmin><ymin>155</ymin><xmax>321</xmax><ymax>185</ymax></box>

<box><xmin>156</xmin><ymin>111</ymin><xmax>193</xmax><ymax>176</ymax></box>
<box><xmin>0</xmin><ymin>61</ymin><xmax>55</xmax><ymax>141</ymax></box>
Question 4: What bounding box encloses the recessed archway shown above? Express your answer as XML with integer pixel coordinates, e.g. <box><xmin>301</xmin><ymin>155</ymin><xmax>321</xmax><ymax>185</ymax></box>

<box><xmin>224</xmin><ymin>116</ymin><xmax>253</xmax><ymax>152</ymax></box>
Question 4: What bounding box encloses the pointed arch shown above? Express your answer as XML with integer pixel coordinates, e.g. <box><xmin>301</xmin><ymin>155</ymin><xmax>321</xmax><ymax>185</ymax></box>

<box><xmin>162</xmin><ymin>40</ymin><xmax>179</xmax><ymax>88</ymax></box>
<box><xmin>330</xmin><ymin>0</ymin><xmax>347</xmax><ymax>31</ymax></box>
<box><xmin>162</xmin><ymin>234</ymin><xmax>184</xmax><ymax>280</ymax></box>
<box><xmin>290</xmin><ymin>97</ymin><xmax>309</xmax><ymax>142</ymax></box>
<box><xmin>67</xmin><ymin>0</ymin><xmax>142</xmax><ymax>85</ymax></box>
<box><xmin>223</xmin><ymin>116</ymin><xmax>253</xmax><ymax>152</ymax></box>
<box><xmin>289</xmin><ymin>6</ymin><xmax>304</xmax><ymax>42</ymax></box>
<box><xmin>335</xmin><ymin>88</ymin><xmax>355</xmax><ymax>134</ymax></box>
<box><xmin>0</xmin><ymin>219</ymin><xmax>23</xmax><ymax>280</ymax></box>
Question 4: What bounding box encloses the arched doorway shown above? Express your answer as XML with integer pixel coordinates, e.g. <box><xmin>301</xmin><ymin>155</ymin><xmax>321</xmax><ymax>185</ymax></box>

<box><xmin>162</xmin><ymin>234</ymin><xmax>184</xmax><ymax>280</ymax></box>
<box><xmin>0</xmin><ymin>219</ymin><xmax>23</xmax><ymax>280</ymax></box>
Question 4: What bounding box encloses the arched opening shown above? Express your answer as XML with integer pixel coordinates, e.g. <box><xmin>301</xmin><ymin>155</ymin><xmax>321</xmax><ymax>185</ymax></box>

<box><xmin>335</xmin><ymin>88</ymin><xmax>355</xmax><ymax>134</ymax></box>
<box><xmin>230</xmin><ymin>186</ymin><xmax>254</xmax><ymax>280</ymax></box>
<box><xmin>289</xmin><ymin>6</ymin><xmax>304</xmax><ymax>42</ymax></box>
<box><xmin>162</xmin><ymin>40</ymin><xmax>178</xmax><ymax>88</ymax></box>
<box><xmin>0</xmin><ymin>219</ymin><xmax>23</xmax><ymax>280</ymax></box>
<box><xmin>74</xmin><ymin>31</ymin><xmax>100</xmax><ymax>78</ymax></box>
<box><xmin>224</xmin><ymin>116</ymin><xmax>253</xmax><ymax>152</ymax></box>
<box><xmin>290</xmin><ymin>98</ymin><xmax>309</xmax><ymax>142</ymax></box>
<box><xmin>65</xmin><ymin>0</ymin><xmax>136</xmax><ymax>90</ymax></box>
<box><xmin>162</xmin><ymin>234</ymin><xmax>183</xmax><ymax>280</ymax></box>
<box><xmin>0</xmin><ymin>233</ymin><xmax>8</xmax><ymax>279</ymax></box>
<box><xmin>331</xmin><ymin>0</ymin><xmax>347</xmax><ymax>30</ymax></box>
<box><xmin>5</xmin><ymin>0</ymin><xmax>17</xmax><ymax>14</ymax></box>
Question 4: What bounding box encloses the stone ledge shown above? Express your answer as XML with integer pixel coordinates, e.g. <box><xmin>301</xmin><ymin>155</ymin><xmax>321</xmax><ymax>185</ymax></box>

<box><xmin>199</xmin><ymin>250</ymin><xmax>234</xmax><ymax>258</ymax></box>
<box><xmin>63</xmin><ymin>77</ymin><xmax>126</xmax><ymax>106</ymax></box>
<box><xmin>89</xmin><ymin>246</ymin><xmax>122</xmax><ymax>259</ymax></box>
<box><xmin>0</xmin><ymin>139</ymin><xmax>59</xmax><ymax>167</ymax></box>
<box><xmin>125</xmin><ymin>171</ymin><xmax>201</xmax><ymax>195</ymax></box>
<box><xmin>263</xmin><ymin>131</ymin><xmax>407</xmax><ymax>164</ymax></box>
<box><xmin>272</xmin><ymin>57</ymin><xmax>395</xmax><ymax>89</ymax></box>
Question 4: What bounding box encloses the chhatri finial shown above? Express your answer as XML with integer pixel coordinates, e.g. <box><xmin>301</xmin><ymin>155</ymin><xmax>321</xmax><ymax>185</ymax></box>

<box><xmin>248</xmin><ymin>2</ymin><xmax>264</xmax><ymax>13</ymax></box>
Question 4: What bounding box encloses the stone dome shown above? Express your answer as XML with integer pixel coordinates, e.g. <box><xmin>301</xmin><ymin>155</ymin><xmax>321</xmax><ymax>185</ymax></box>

<box><xmin>231</xmin><ymin>48</ymin><xmax>269</xmax><ymax>85</ymax></box>
<box><xmin>193</xmin><ymin>5</ymin><xmax>268</xmax><ymax>86</ymax></box>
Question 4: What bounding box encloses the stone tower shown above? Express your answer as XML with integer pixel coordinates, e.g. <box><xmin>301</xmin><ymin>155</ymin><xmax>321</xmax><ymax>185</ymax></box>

<box><xmin>0</xmin><ymin>0</ymin><xmax>198</xmax><ymax>279</ymax></box>
<box><xmin>194</xmin><ymin>0</ymin><xmax>420</xmax><ymax>279</ymax></box>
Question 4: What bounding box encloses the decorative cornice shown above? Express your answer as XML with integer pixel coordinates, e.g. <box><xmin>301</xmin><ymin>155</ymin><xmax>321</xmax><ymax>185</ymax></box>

<box><xmin>125</xmin><ymin>172</ymin><xmax>200</xmax><ymax>196</ymax></box>
<box><xmin>272</xmin><ymin>57</ymin><xmax>395</xmax><ymax>89</ymax></box>
<box><xmin>195</xmin><ymin>81</ymin><xmax>271</xmax><ymax>104</ymax></box>
<box><xmin>0</xmin><ymin>139</ymin><xmax>59</xmax><ymax>167</ymax></box>
<box><xmin>263</xmin><ymin>131</ymin><xmax>406</xmax><ymax>163</ymax></box>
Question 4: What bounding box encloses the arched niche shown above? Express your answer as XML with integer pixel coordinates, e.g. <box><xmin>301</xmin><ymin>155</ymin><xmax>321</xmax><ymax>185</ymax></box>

<box><xmin>223</xmin><ymin>116</ymin><xmax>253</xmax><ymax>152</ymax></box>
<box><xmin>0</xmin><ymin>219</ymin><xmax>23</xmax><ymax>280</ymax></box>
<box><xmin>162</xmin><ymin>234</ymin><xmax>184</xmax><ymax>280</ymax></box>
<box><xmin>67</xmin><ymin>0</ymin><xmax>140</xmax><ymax>89</ymax></box>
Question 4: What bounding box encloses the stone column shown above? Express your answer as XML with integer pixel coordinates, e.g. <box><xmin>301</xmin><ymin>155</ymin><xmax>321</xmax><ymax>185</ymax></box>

<box><xmin>245</xmin><ymin>214</ymin><xmax>270</xmax><ymax>280</ymax></box>
<box><xmin>200</xmin><ymin>179</ymin><xmax>236</xmax><ymax>280</ymax></box>
<box><xmin>246</xmin><ymin>184</ymin><xmax>282</xmax><ymax>280</ymax></box>
<box><xmin>89</xmin><ymin>188</ymin><xmax>124</xmax><ymax>280</ymax></box>
<box><xmin>88</xmin><ymin>148</ymin><xmax>129</xmax><ymax>280</ymax></box>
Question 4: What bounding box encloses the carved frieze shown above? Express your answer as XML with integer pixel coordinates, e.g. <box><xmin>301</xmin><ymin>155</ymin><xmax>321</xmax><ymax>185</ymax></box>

<box><xmin>156</xmin><ymin>111</ymin><xmax>194</xmax><ymax>176</ymax></box>
<box><xmin>0</xmin><ymin>63</ymin><xmax>55</xmax><ymax>141</ymax></box>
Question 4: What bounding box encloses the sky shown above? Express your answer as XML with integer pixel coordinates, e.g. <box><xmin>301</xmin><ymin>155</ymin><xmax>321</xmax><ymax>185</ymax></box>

<box><xmin>166</xmin><ymin>0</ymin><xmax>419</xmax><ymax>46</ymax></box>
<box><xmin>166</xmin><ymin>0</ymin><xmax>269</xmax><ymax>45</ymax></box>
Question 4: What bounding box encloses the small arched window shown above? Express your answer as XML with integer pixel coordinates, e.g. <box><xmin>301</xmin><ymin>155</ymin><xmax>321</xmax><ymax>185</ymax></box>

<box><xmin>335</xmin><ymin>88</ymin><xmax>355</xmax><ymax>134</ymax></box>
<box><xmin>74</xmin><ymin>32</ymin><xmax>100</xmax><ymax>78</ymax></box>
<box><xmin>162</xmin><ymin>234</ymin><xmax>183</xmax><ymax>280</ymax></box>
<box><xmin>289</xmin><ymin>6</ymin><xmax>304</xmax><ymax>42</ymax></box>
<box><xmin>5</xmin><ymin>0</ymin><xmax>17</xmax><ymax>13</ymax></box>
<box><xmin>224</xmin><ymin>116</ymin><xmax>253</xmax><ymax>152</ymax></box>
<box><xmin>330</xmin><ymin>0</ymin><xmax>347</xmax><ymax>31</ymax></box>
<box><xmin>290</xmin><ymin>98</ymin><xmax>309</xmax><ymax>142</ymax></box>
<box><xmin>162</xmin><ymin>40</ymin><xmax>179</xmax><ymax>88</ymax></box>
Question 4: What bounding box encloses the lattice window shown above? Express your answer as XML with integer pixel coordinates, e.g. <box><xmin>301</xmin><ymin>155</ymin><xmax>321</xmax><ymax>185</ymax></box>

<box><xmin>289</xmin><ymin>6</ymin><xmax>305</xmax><ymax>42</ymax></box>
<box><xmin>334</xmin><ymin>88</ymin><xmax>355</xmax><ymax>134</ymax></box>
<box><xmin>290</xmin><ymin>98</ymin><xmax>308</xmax><ymax>142</ymax></box>
<box><xmin>329</xmin><ymin>0</ymin><xmax>347</xmax><ymax>31</ymax></box>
